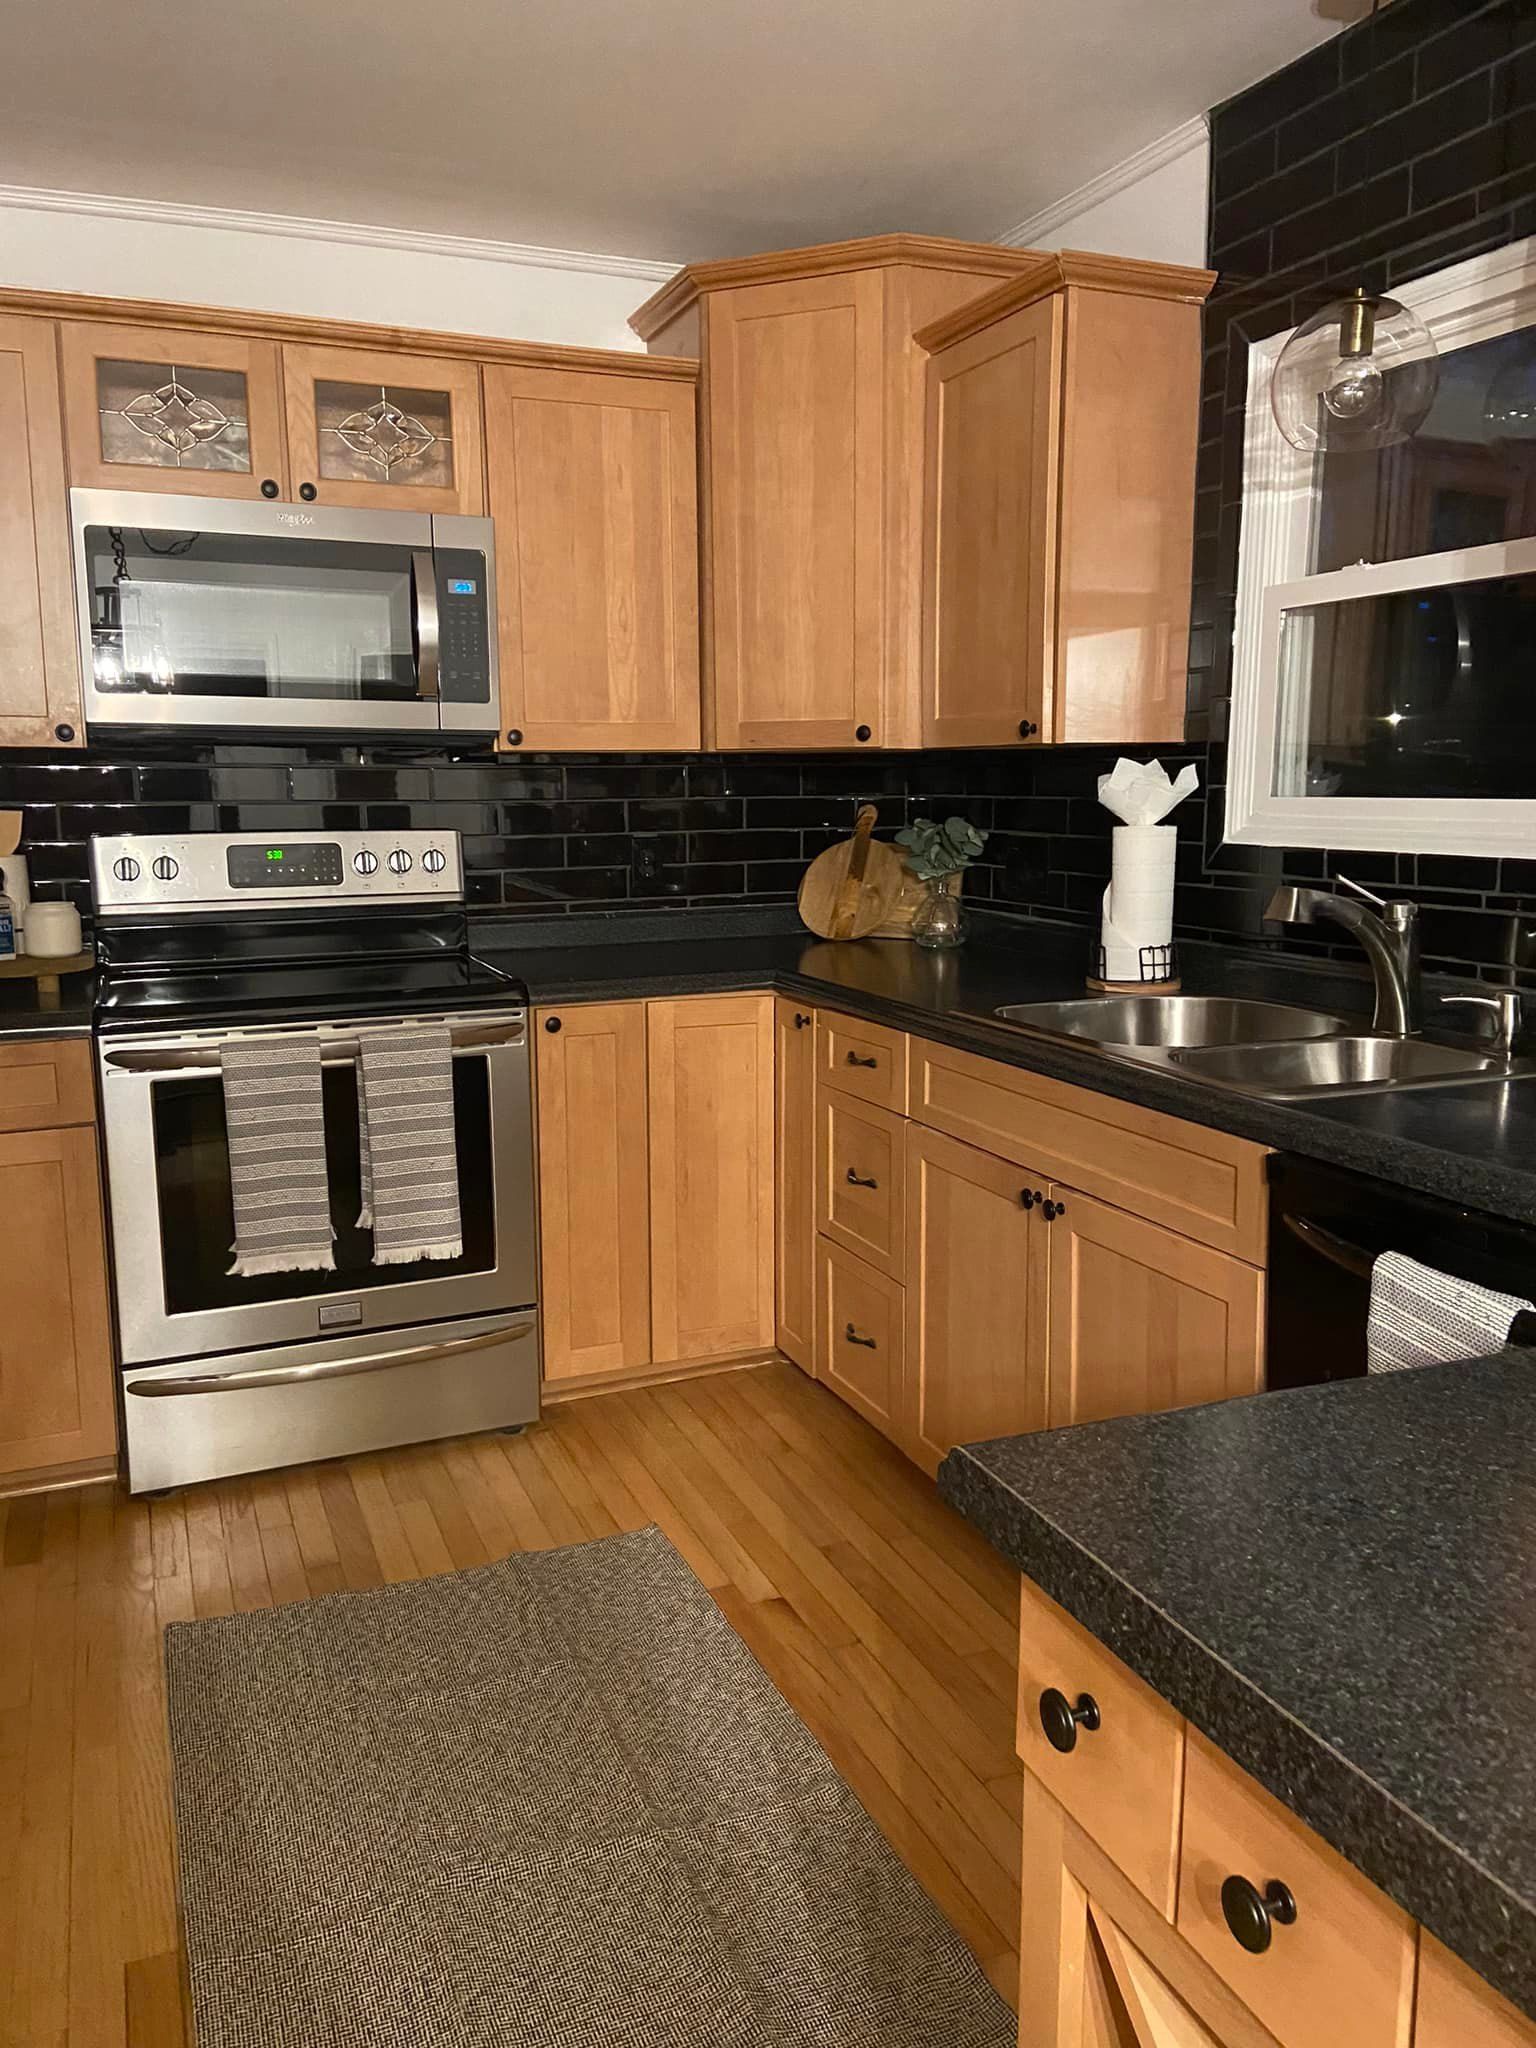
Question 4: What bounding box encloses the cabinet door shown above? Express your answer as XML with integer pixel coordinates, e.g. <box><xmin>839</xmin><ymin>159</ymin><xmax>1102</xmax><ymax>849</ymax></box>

<box><xmin>648</xmin><ymin>995</ymin><xmax>775</xmax><ymax>1363</ymax></box>
<box><xmin>0</xmin><ymin>317</ymin><xmax>81</xmax><ymax>747</ymax></box>
<box><xmin>534</xmin><ymin>1003</ymin><xmax>652</xmax><ymax>1385</ymax></box>
<box><xmin>706</xmin><ymin>271</ymin><xmax>885</xmax><ymax>748</ymax></box>
<box><xmin>1417</xmin><ymin>1936</ymin><xmax>1536</xmax><ymax>2048</ymax></box>
<box><xmin>773</xmin><ymin>998</ymin><xmax>816</xmax><ymax>1371</ymax></box>
<box><xmin>1046</xmin><ymin>1190</ymin><xmax>1263</xmax><ymax>1429</ymax></box>
<box><xmin>921</xmin><ymin>292</ymin><xmax>1062</xmax><ymax>746</ymax></box>
<box><xmin>59</xmin><ymin>321</ymin><xmax>287</xmax><ymax>498</ymax></box>
<box><xmin>0</xmin><ymin>1124</ymin><xmax>116</xmax><ymax>1479</ymax></box>
<box><xmin>903</xmin><ymin>1123</ymin><xmax>1048</xmax><ymax>1474</ymax></box>
<box><xmin>281</xmin><ymin>343</ymin><xmax>484</xmax><ymax>513</ymax></box>
<box><xmin>485</xmin><ymin>364</ymin><xmax>699</xmax><ymax>750</ymax></box>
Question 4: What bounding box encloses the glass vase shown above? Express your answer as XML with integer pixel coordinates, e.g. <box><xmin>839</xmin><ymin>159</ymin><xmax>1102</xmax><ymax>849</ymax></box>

<box><xmin>912</xmin><ymin>877</ymin><xmax>966</xmax><ymax>950</ymax></box>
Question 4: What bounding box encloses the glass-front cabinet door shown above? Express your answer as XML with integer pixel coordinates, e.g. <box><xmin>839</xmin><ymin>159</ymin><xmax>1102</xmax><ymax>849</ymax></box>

<box><xmin>59</xmin><ymin>322</ymin><xmax>289</xmax><ymax>500</ymax></box>
<box><xmin>281</xmin><ymin>344</ymin><xmax>485</xmax><ymax>514</ymax></box>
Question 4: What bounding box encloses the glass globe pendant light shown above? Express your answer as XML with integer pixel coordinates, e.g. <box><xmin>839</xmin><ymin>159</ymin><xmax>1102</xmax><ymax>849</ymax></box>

<box><xmin>1268</xmin><ymin>0</ymin><xmax>1439</xmax><ymax>454</ymax></box>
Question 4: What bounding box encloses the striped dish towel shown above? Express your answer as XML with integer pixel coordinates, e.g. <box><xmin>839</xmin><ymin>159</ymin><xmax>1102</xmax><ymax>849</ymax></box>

<box><xmin>1367</xmin><ymin>1250</ymin><xmax>1534</xmax><ymax>1374</ymax></box>
<box><xmin>219</xmin><ymin>1037</ymin><xmax>335</xmax><ymax>1277</ymax></box>
<box><xmin>355</xmin><ymin>1024</ymin><xmax>463</xmax><ymax>1265</ymax></box>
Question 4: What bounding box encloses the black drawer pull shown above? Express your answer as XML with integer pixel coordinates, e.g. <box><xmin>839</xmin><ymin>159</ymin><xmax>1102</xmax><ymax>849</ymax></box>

<box><xmin>844</xmin><ymin>1324</ymin><xmax>877</xmax><ymax>1348</ymax></box>
<box><xmin>1038</xmin><ymin>1687</ymin><xmax>1100</xmax><ymax>1753</ymax></box>
<box><xmin>1220</xmin><ymin>1876</ymin><xmax>1297</xmax><ymax>1955</ymax></box>
<box><xmin>845</xmin><ymin>1052</ymin><xmax>879</xmax><ymax>1069</ymax></box>
<box><xmin>845</xmin><ymin>1169</ymin><xmax>878</xmax><ymax>1189</ymax></box>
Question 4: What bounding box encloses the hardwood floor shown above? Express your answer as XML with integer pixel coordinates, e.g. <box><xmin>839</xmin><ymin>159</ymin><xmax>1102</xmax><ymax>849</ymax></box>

<box><xmin>0</xmin><ymin>1359</ymin><xmax>1023</xmax><ymax>2046</ymax></box>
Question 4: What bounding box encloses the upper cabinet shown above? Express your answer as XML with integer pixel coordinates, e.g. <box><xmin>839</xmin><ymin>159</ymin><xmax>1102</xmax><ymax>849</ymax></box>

<box><xmin>484</xmin><ymin>361</ymin><xmax>699</xmax><ymax>751</ymax></box>
<box><xmin>281</xmin><ymin>342</ymin><xmax>484</xmax><ymax>513</ymax></box>
<box><xmin>0</xmin><ymin>315</ymin><xmax>82</xmax><ymax>745</ymax></box>
<box><xmin>632</xmin><ymin>235</ymin><xmax>1039</xmax><ymax>750</ymax></box>
<box><xmin>59</xmin><ymin>320</ymin><xmax>289</xmax><ymax>500</ymax></box>
<box><xmin>918</xmin><ymin>253</ymin><xmax>1216</xmax><ymax>748</ymax></box>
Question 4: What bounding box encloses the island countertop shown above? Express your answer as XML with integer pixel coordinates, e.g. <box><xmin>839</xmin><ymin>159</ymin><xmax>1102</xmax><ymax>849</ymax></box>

<box><xmin>937</xmin><ymin>1352</ymin><xmax>1536</xmax><ymax>2022</ymax></box>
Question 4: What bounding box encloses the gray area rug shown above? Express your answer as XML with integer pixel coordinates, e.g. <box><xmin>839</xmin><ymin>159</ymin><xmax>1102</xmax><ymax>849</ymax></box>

<box><xmin>165</xmin><ymin>1524</ymin><xmax>1014</xmax><ymax>2048</ymax></box>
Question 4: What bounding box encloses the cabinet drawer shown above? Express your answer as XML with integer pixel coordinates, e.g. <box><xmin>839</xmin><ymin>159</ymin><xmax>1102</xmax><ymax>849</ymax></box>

<box><xmin>817</xmin><ymin>1090</ymin><xmax>905</xmax><ymax>1278</ymax></box>
<box><xmin>815</xmin><ymin>1235</ymin><xmax>905</xmax><ymax>1442</ymax></box>
<box><xmin>0</xmin><ymin>1039</ymin><xmax>94</xmax><ymax>1131</ymax></box>
<box><xmin>910</xmin><ymin>1038</ymin><xmax>1266</xmax><ymax>1261</ymax></box>
<box><xmin>816</xmin><ymin>1012</ymin><xmax>909</xmax><ymax>1114</ymax></box>
<box><xmin>1017</xmin><ymin>1577</ymin><xmax>1184</xmax><ymax>1915</ymax></box>
<box><xmin>1176</xmin><ymin>1730</ymin><xmax>1415</xmax><ymax>2048</ymax></box>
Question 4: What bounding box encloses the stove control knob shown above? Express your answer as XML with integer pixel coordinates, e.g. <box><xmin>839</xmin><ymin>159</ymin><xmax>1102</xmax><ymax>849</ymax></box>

<box><xmin>151</xmin><ymin>855</ymin><xmax>179</xmax><ymax>882</ymax></box>
<box><xmin>387</xmin><ymin>848</ymin><xmax>413</xmax><ymax>875</ymax></box>
<box><xmin>353</xmin><ymin>849</ymin><xmax>379</xmax><ymax>876</ymax></box>
<box><xmin>422</xmin><ymin>847</ymin><xmax>447</xmax><ymax>874</ymax></box>
<box><xmin>113</xmin><ymin>856</ymin><xmax>141</xmax><ymax>883</ymax></box>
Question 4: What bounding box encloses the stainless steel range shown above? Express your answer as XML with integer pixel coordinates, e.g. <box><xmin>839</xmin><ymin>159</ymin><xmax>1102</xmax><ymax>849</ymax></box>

<box><xmin>90</xmin><ymin>829</ymin><xmax>538</xmax><ymax>1493</ymax></box>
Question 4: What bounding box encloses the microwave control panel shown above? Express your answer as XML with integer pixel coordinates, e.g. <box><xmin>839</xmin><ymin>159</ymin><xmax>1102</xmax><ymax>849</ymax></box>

<box><xmin>435</xmin><ymin>549</ymin><xmax>492</xmax><ymax>704</ymax></box>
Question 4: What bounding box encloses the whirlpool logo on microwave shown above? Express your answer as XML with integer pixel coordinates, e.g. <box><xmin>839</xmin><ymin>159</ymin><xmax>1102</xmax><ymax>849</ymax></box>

<box><xmin>276</xmin><ymin>511</ymin><xmax>317</xmax><ymax>527</ymax></box>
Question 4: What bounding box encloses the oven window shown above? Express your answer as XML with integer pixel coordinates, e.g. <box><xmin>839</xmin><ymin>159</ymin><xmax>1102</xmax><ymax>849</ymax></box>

<box><xmin>151</xmin><ymin>1058</ymin><xmax>495</xmax><ymax>1313</ymax></box>
<box><xmin>83</xmin><ymin>524</ymin><xmax>421</xmax><ymax>702</ymax></box>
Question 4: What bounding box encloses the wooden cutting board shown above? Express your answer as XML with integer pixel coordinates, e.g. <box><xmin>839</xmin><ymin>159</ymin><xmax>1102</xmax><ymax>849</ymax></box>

<box><xmin>797</xmin><ymin>805</ymin><xmax>905</xmax><ymax>940</ymax></box>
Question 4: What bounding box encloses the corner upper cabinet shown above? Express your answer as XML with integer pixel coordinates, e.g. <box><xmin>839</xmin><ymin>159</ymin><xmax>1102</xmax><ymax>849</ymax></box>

<box><xmin>281</xmin><ymin>343</ymin><xmax>485</xmax><ymax>513</ymax></box>
<box><xmin>631</xmin><ymin>235</ymin><xmax>1039</xmax><ymax>749</ymax></box>
<box><xmin>58</xmin><ymin>320</ymin><xmax>289</xmax><ymax>499</ymax></box>
<box><xmin>0</xmin><ymin>315</ymin><xmax>83</xmax><ymax>746</ymax></box>
<box><xmin>484</xmin><ymin>361</ymin><xmax>700</xmax><ymax>751</ymax></box>
<box><xmin>918</xmin><ymin>253</ymin><xmax>1216</xmax><ymax>747</ymax></box>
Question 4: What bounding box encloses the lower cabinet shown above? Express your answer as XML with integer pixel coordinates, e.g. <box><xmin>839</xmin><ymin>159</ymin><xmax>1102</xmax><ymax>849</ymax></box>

<box><xmin>534</xmin><ymin>993</ymin><xmax>775</xmax><ymax>1388</ymax></box>
<box><xmin>773</xmin><ymin>997</ymin><xmax>817</xmax><ymax>1371</ymax></box>
<box><xmin>816</xmin><ymin>1234</ymin><xmax>906</xmax><ymax>1438</ymax></box>
<box><xmin>0</xmin><ymin>1088</ymin><xmax>117</xmax><ymax>1483</ymax></box>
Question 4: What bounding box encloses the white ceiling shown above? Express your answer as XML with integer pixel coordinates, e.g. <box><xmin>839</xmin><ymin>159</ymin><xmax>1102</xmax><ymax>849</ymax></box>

<box><xmin>0</xmin><ymin>0</ymin><xmax>1345</xmax><ymax>264</ymax></box>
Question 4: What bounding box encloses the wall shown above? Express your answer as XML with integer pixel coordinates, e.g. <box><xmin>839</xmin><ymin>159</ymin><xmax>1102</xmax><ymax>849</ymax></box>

<box><xmin>997</xmin><ymin>121</ymin><xmax>1210</xmax><ymax>268</ymax></box>
<box><xmin>0</xmin><ymin>189</ymin><xmax>668</xmax><ymax>351</ymax></box>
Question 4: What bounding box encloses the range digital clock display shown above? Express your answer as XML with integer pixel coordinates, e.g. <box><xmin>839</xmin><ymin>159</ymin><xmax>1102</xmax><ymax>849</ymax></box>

<box><xmin>226</xmin><ymin>842</ymin><xmax>344</xmax><ymax>888</ymax></box>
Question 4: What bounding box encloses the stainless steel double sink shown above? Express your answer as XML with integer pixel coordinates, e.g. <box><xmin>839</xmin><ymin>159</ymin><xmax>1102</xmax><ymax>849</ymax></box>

<box><xmin>989</xmin><ymin>995</ymin><xmax>1531</xmax><ymax>1101</ymax></box>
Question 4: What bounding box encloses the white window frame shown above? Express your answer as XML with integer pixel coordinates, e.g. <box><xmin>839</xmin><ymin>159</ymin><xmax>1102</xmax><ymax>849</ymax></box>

<box><xmin>1226</xmin><ymin>233</ymin><xmax>1536</xmax><ymax>856</ymax></box>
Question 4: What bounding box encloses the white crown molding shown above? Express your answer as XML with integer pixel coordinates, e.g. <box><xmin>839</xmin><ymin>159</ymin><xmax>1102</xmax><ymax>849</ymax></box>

<box><xmin>0</xmin><ymin>182</ymin><xmax>679</xmax><ymax>282</ymax></box>
<box><xmin>994</xmin><ymin>116</ymin><xmax>1209</xmax><ymax>248</ymax></box>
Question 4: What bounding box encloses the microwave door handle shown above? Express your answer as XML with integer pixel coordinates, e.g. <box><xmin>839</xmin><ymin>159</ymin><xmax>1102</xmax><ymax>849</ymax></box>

<box><xmin>411</xmin><ymin>549</ymin><xmax>441</xmax><ymax>701</ymax></box>
<box><xmin>1282</xmin><ymin>1213</ymin><xmax>1375</xmax><ymax>1280</ymax></box>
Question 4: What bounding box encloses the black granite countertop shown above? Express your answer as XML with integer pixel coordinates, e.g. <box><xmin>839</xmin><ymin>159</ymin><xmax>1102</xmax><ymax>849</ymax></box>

<box><xmin>479</xmin><ymin>914</ymin><xmax>1536</xmax><ymax>1229</ymax></box>
<box><xmin>0</xmin><ymin>968</ymin><xmax>94</xmax><ymax>1039</ymax></box>
<box><xmin>937</xmin><ymin>1354</ymin><xmax>1536</xmax><ymax>2021</ymax></box>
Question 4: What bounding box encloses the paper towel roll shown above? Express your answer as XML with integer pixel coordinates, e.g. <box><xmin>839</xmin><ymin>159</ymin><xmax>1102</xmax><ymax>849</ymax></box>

<box><xmin>1100</xmin><ymin>824</ymin><xmax>1177</xmax><ymax>981</ymax></box>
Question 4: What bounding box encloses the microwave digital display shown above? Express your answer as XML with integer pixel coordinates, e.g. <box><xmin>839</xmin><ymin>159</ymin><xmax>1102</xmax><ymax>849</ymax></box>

<box><xmin>446</xmin><ymin>578</ymin><xmax>477</xmax><ymax>596</ymax></box>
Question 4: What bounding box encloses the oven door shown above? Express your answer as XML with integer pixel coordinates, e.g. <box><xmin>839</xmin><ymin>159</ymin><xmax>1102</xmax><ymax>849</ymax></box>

<box><xmin>98</xmin><ymin>1010</ymin><xmax>535</xmax><ymax>1367</ymax></box>
<box><xmin>72</xmin><ymin>488</ymin><xmax>495</xmax><ymax>735</ymax></box>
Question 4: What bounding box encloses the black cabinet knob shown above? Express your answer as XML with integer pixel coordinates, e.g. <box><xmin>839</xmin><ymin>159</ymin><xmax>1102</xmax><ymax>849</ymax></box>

<box><xmin>544</xmin><ymin>1017</ymin><xmax>562</xmax><ymax>1033</ymax></box>
<box><xmin>1018</xmin><ymin>719</ymin><xmax>1038</xmax><ymax>738</ymax></box>
<box><xmin>1020</xmin><ymin>1188</ymin><xmax>1040</xmax><ymax>1209</ymax></box>
<box><xmin>53</xmin><ymin>722</ymin><xmax>76</xmax><ymax>743</ymax></box>
<box><xmin>1038</xmin><ymin>1687</ymin><xmax>1101</xmax><ymax>1753</ymax></box>
<box><xmin>844</xmin><ymin>1323</ymin><xmax>877</xmax><ymax>1348</ymax></box>
<box><xmin>1220</xmin><ymin>1876</ymin><xmax>1297</xmax><ymax>1955</ymax></box>
<box><xmin>1041</xmin><ymin>1198</ymin><xmax>1066</xmax><ymax>1222</ymax></box>
<box><xmin>505</xmin><ymin>729</ymin><xmax>524</xmax><ymax>746</ymax></box>
<box><xmin>793</xmin><ymin>1012</ymin><xmax>811</xmax><ymax>1029</ymax></box>
<box><xmin>298</xmin><ymin>481</ymin><xmax>318</xmax><ymax>502</ymax></box>
<box><xmin>855</xmin><ymin>724</ymin><xmax>872</xmax><ymax>742</ymax></box>
<box><xmin>259</xmin><ymin>478</ymin><xmax>279</xmax><ymax>499</ymax></box>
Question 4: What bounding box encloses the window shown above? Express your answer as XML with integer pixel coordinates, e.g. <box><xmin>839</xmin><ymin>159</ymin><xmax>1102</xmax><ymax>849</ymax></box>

<box><xmin>1227</xmin><ymin>236</ymin><xmax>1536</xmax><ymax>856</ymax></box>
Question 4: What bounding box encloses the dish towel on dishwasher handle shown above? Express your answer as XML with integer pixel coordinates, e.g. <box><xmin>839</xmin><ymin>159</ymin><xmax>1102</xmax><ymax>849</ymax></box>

<box><xmin>355</xmin><ymin>1023</ymin><xmax>463</xmax><ymax>1265</ymax></box>
<box><xmin>219</xmin><ymin>1036</ymin><xmax>335</xmax><ymax>1276</ymax></box>
<box><xmin>1367</xmin><ymin>1250</ymin><xmax>1534</xmax><ymax>1373</ymax></box>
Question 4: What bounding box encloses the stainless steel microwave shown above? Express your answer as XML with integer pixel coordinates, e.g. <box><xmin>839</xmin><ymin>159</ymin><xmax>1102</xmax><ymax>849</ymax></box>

<box><xmin>70</xmin><ymin>489</ymin><xmax>498</xmax><ymax>738</ymax></box>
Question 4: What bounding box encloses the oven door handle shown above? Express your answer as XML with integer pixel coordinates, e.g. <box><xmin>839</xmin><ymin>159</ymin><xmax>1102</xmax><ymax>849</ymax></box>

<box><xmin>126</xmin><ymin>1319</ymin><xmax>534</xmax><ymax>1396</ymax></box>
<box><xmin>1281</xmin><ymin>1213</ymin><xmax>1375</xmax><ymax>1279</ymax></box>
<box><xmin>412</xmin><ymin>549</ymin><xmax>441</xmax><ymax>702</ymax></box>
<box><xmin>101</xmin><ymin>1018</ymin><xmax>526</xmax><ymax>1073</ymax></box>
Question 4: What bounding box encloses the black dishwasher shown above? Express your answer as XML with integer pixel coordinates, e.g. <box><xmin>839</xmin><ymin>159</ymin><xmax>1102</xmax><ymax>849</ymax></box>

<box><xmin>1266</xmin><ymin>1154</ymin><xmax>1536</xmax><ymax>1388</ymax></box>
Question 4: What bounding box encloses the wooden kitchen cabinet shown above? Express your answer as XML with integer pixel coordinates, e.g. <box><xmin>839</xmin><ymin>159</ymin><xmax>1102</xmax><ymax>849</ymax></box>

<box><xmin>647</xmin><ymin>994</ymin><xmax>775</xmax><ymax>1363</ymax></box>
<box><xmin>59</xmin><ymin>319</ymin><xmax>289</xmax><ymax>498</ymax></box>
<box><xmin>534</xmin><ymin>1001</ymin><xmax>653</xmax><ymax>1385</ymax></box>
<box><xmin>484</xmin><ymin>361</ymin><xmax>700</xmax><ymax>751</ymax></box>
<box><xmin>816</xmin><ymin>1235</ymin><xmax>906</xmax><ymax>1438</ymax></box>
<box><xmin>773</xmin><ymin>998</ymin><xmax>817</xmax><ymax>1372</ymax></box>
<box><xmin>902</xmin><ymin>1122</ymin><xmax>1049</xmax><ymax>1473</ymax></box>
<box><xmin>0</xmin><ymin>1048</ymin><xmax>116</xmax><ymax>1486</ymax></box>
<box><xmin>282</xmin><ymin>341</ymin><xmax>485</xmax><ymax>513</ymax></box>
<box><xmin>631</xmin><ymin>235</ymin><xmax>1037</xmax><ymax>748</ymax></box>
<box><xmin>0</xmin><ymin>315</ymin><xmax>81</xmax><ymax>747</ymax></box>
<box><xmin>1045</xmin><ymin>1188</ymin><xmax>1264</xmax><ymax>1429</ymax></box>
<box><xmin>1418</xmin><ymin>1936</ymin><xmax>1536</xmax><ymax>2048</ymax></box>
<box><xmin>918</xmin><ymin>252</ymin><xmax>1216</xmax><ymax>747</ymax></box>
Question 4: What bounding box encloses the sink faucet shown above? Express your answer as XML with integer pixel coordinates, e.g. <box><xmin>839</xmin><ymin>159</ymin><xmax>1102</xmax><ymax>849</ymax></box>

<box><xmin>1263</xmin><ymin>875</ymin><xmax>1421</xmax><ymax>1036</ymax></box>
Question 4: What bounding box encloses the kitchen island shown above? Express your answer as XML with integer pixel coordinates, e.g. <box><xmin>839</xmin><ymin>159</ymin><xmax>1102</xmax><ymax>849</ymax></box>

<box><xmin>938</xmin><ymin>1350</ymin><xmax>1536</xmax><ymax>2040</ymax></box>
